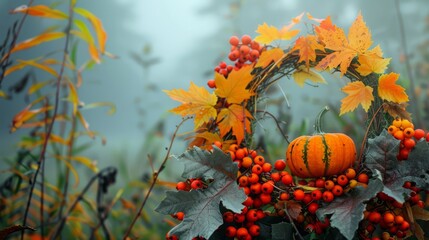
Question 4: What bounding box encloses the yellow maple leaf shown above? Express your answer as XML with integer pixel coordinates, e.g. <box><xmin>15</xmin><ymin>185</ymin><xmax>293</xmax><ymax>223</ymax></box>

<box><xmin>254</xmin><ymin>13</ymin><xmax>303</xmax><ymax>45</ymax></box>
<box><xmin>340</xmin><ymin>81</ymin><xmax>374</xmax><ymax>115</ymax></box>
<box><xmin>316</xmin><ymin>13</ymin><xmax>387</xmax><ymax>76</ymax></box>
<box><xmin>217</xmin><ymin>104</ymin><xmax>252</xmax><ymax>145</ymax></box>
<box><xmin>378</xmin><ymin>73</ymin><xmax>409</xmax><ymax>103</ymax></box>
<box><xmin>292</xmin><ymin>66</ymin><xmax>326</xmax><ymax>87</ymax></box>
<box><xmin>356</xmin><ymin>46</ymin><xmax>391</xmax><ymax>76</ymax></box>
<box><xmin>164</xmin><ymin>82</ymin><xmax>218</xmax><ymax>129</ymax></box>
<box><xmin>291</xmin><ymin>35</ymin><xmax>325</xmax><ymax>69</ymax></box>
<box><xmin>215</xmin><ymin>65</ymin><xmax>254</xmax><ymax>104</ymax></box>
<box><xmin>254</xmin><ymin>48</ymin><xmax>284</xmax><ymax>69</ymax></box>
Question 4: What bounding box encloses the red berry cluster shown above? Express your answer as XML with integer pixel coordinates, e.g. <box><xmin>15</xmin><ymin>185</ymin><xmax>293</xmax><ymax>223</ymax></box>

<box><xmin>207</xmin><ymin>35</ymin><xmax>264</xmax><ymax>89</ymax></box>
<box><xmin>359</xmin><ymin>182</ymin><xmax>427</xmax><ymax>240</ymax></box>
<box><xmin>228</xmin><ymin>35</ymin><xmax>263</xmax><ymax>69</ymax></box>
<box><xmin>224</xmin><ymin>144</ymin><xmax>272</xmax><ymax>239</ymax></box>
<box><xmin>387</xmin><ymin>118</ymin><xmax>429</xmax><ymax>160</ymax></box>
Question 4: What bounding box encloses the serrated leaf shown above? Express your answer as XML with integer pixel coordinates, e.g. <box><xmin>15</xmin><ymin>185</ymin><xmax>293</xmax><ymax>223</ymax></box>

<box><xmin>165</xmin><ymin>82</ymin><xmax>218</xmax><ymax>129</ymax></box>
<box><xmin>291</xmin><ymin>35</ymin><xmax>324</xmax><ymax>69</ymax></box>
<box><xmin>317</xmin><ymin>178</ymin><xmax>383</xmax><ymax>240</ymax></box>
<box><xmin>216</xmin><ymin>104</ymin><xmax>252</xmax><ymax>145</ymax></box>
<box><xmin>254</xmin><ymin>23</ymin><xmax>300</xmax><ymax>45</ymax></box>
<box><xmin>356</xmin><ymin>52</ymin><xmax>390</xmax><ymax>76</ymax></box>
<box><xmin>364</xmin><ymin>130</ymin><xmax>429</xmax><ymax>203</ymax></box>
<box><xmin>315</xmin><ymin>13</ymin><xmax>385</xmax><ymax>76</ymax></box>
<box><xmin>254</xmin><ymin>48</ymin><xmax>284</xmax><ymax>69</ymax></box>
<box><xmin>214</xmin><ymin>65</ymin><xmax>254</xmax><ymax>104</ymax></box>
<box><xmin>378</xmin><ymin>72</ymin><xmax>409</xmax><ymax>103</ymax></box>
<box><xmin>340</xmin><ymin>81</ymin><xmax>374</xmax><ymax>115</ymax></box>
<box><xmin>292</xmin><ymin>66</ymin><xmax>326</xmax><ymax>87</ymax></box>
<box><xmin>156</xmin><ymin>147</ymin><xmax>246</xmax><ymax>240</ymax></box>
<box><xmin>382</xmin><ymin>102</ymin><xmax>411</xmax><ymax>120</ymax></box>
<box><xmin>10</xmin><ymin>5</ymin><xmax>67</xmax><ymax>19</ymax></box>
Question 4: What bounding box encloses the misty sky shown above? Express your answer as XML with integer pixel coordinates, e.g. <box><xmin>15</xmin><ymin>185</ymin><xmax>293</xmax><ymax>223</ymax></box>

<box><xmin>1</xmin><ymin>0</ymin><xmax>428</xmax><ymax>173</ymax></box>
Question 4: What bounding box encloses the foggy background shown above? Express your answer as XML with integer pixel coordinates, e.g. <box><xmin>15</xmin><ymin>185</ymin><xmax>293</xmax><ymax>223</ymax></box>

<box><xmin>1</xmin><ymin>0</ymin><xmax>428</xmax><ymax>179</ymax></box>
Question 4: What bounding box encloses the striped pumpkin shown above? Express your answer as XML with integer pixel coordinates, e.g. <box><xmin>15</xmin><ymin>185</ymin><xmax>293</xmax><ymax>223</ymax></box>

<box><xmin>286</xmin><ymin>107</ymin><xmax>356</xmax><ymax>178</ymax></box>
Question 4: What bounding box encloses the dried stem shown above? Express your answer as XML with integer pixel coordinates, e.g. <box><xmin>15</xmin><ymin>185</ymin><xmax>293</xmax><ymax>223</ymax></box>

<box><xmin>257</xmin><ymin>110</ymin><xmax>290</xmax><ymax>144</ymax></box>
<box><xmin>357</xmin><ymin>104</ymin><xmax>384</xmax><ymax>168</ymax></box>
<box><xmin>122</xmin><ymin>117</ymin><xmax>189</xmax><ymax>239</ymax></box>
<box><xmin>52</xmin><ymin>167</ymin><xmax>117</xmax><ymax>239</ymax></box>
<box><xmin>21</xmin><ymin>1</ymin><xmax>74</xmax><ymax>238</ymax></box>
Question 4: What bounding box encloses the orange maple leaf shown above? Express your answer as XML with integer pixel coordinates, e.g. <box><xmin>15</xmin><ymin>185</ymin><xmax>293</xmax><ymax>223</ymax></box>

<box><xmin>378</xmin><ymin>73</ymin><xmax>409</xmax><ymax>103</ymax></box>
<box><xmin>164</xmin><ymin>82</ymin><xmax>218</xmax><ymax>129</ymax></box>
<box><xmin>214</xmin><ymin>65</ymin><xmax>254</xmax><ymax>104</ymax></box>
<box><xmin>340</xmin><ymin>81</ymin><xmax>374</xmax><ymax>115</ymax></box>
<box><xmin>216</xmin><ymin>104</ymin><xmax>252</xmax><ymax>145</ymax></box>
<box><xmin>356</xmin><ymin>46</ymin><xmax>391</xmax><ymax>76</ymax></box>
<box><xmin>254</xmin><ymin>48</ymin><xmax>284</xmax><ymax>69</ymax></box>
<box><xmin>315</xmin><ymin>13</ymin><xmax>387</xmax><ymax>76</ymax></box>
<box><xmin>254</xmin><ymin>13</ymin><xmax>303</xmax><ymax>45</ymax></box>
<box><xmin>291</xmin><ymin>35</ymin><xmax>324</xmax><ymax>69</ymax></box>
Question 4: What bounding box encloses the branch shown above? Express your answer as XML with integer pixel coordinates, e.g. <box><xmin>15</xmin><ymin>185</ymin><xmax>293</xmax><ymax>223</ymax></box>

<box><xmin>21</xmin><ymin>1</ymin><xmax>75</xmax><ymax>239</ymax></box>
<box><xmin>52</xmin><ymin>167</ymin><xmax>117</xmax><ymax>239</ymax></box>
<box><xmin>122</xmin><ymin>117</ymin><xmax>189</xmax><ymax>239</ymax></box>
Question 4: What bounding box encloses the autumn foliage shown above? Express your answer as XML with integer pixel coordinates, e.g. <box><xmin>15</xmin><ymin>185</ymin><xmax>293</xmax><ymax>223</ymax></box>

<box><xmin>162</xmin><ymin>12</ymin><xmax>429</xmax><ymax>240</ymax></box>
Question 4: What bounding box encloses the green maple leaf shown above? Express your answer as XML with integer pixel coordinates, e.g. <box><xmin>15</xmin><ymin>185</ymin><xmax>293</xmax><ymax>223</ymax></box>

<box><xmin>364</xmin><ymin>130</ymin><xmax>429</xmax><ymax>203</ymax></box>
<box><xmin>317</xmin><ymin>178</ymin><xmax>383</xmax><ymax>240</ymax></box>
<box><xmin>155</xmin><ymin>147</ymin><xmax>246</xmax><ymax>240</ymax></box>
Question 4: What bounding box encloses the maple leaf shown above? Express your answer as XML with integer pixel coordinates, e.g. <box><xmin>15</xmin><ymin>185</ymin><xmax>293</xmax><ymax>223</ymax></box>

<box><xmin>164</xmin><ymin>82</ymin><xmax>218</xmax><ymax>129</ymax></box>
<box><xmin>292</xmin><ymin>66</ymin><xmax>326</xmax><ymax>87</ymax></box>
<box><xmin>378</xmin><ymin>72</ymin><xmax>409</xmax><ymax>103</ymax></box>
<box><xmin>216</xmin><ymin>104</ymin><xmax>252</xmax><ymax>145</ymax></box>
<box><xmin>317</xmin><ymin>177</ymin><xmax>383</xmax><ymax>240</ymax></box>
<box><xmin>316</xmin><ymin>13</ymin><xmax>387</xmax><ymax>76</ymax></box>
<box><xmin>214</xmin><ymin>65</ymin><xmax>254</xmax><ymax>104</ymax></box>
<box><xmin>382</xmin><ymin>102</ymin><xmax>411</xmax><ymax>120</ymax></box>
<box><xmin>364</xmin><ymin>130</ymin><xmax>429</xmax><ymax>203</ymax></box>
<box><xmin>254</xmin><ymin>48</ymin><xmax>284</xmax><ymax>69</ymax></box>
<box><xmin>254</xmin><ymin>13</ymin><xmax>303</xmax><ymax>45</ymax></box>
<box><xmin>290</xmin><ymin>35</ymin><xmax>324</xmax><ymax>69</ymax></box>
<box><xmin>340</xmin><ymin>81</ymin><xmax>374</xmax><ymax>115</ymax></box>
<box><xmin>155</xmin><ymin>147</ymin><xmax>246</xmax><ymax>240</ymax></box>
<box><xmin>356</xmin><ymin>46</ymin><xmax>391</xmax><ymax>76</ymax></box>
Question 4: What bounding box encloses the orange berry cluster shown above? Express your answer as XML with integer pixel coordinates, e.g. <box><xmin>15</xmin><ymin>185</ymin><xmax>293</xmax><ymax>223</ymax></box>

<box><xmin>225</xmin><ymin>144</ymin><xmax>271</xmax><ymax>239</ymax></box>
<box><xmin>387</xmin><ymin>118</ymin><xmax>428</xmax><ymax>160</ymax></box>
<box><xmin>272</xmin><ymin>167</ymin><xmax>370</xmax><ymax>235</ymax></box>
<box><xmin>228</xmin><ymin>35</ymin><xmax>264</xmax><ymax>69</ymax></box>
<box><xmin>358</xmin><ymin>179</ymin><xmax>427</xmax><ymax>240</ymax></box>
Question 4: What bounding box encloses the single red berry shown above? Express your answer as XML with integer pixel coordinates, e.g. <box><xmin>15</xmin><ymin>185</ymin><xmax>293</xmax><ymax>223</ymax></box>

<box><xmin>337</xmin><ymin>175</ymin><xmax>349</xmax><ymax>186</ymax></box>
<box><xmin>293</xmin><ymin>189</ymin><xmax>305</xmax><ymax>201</ymax></box>
<box><xmin>307</xmin><ymin>202</ymin><xmax>319</xmax><ymax>214</ymax></box>
<box><xmin>281</xmin><ymin>174</ymin><xmax>293</xmax><ymax>185</ymax></box>
<box><xmin>248</xmin><ymin>224</ymin><xmax>260</xmax><ymax>237</ymax></box>
<box><xmin>225</xmin><ymin>226</ymin><xmax>237</xmax><ymax>238</ymax></box>
<box><xmin>311</xmin><ymin>189</ymin><xmax>323</xmax><ymax>201</ymax></box>
<box><xmin>207</xmin><ymin>79</ymin><xmax>216</xmax><ymax>88</ymax></box>
<box><xmin>322</xmin><ymin>191</ymin><xmax>334</xmax><ymax>203</ymax></box>
<box><xmin>274</xmin><ymin>159</ymin><xmax>286</xmax><ymax>171</ymax></box>
<box><xmin>413</xmin><ymin>128</ymin><xmax>425</xmax><ymax>140</ymax></box>
<box><xmin>229</xmin><ymin>36</ymin><xmax>240</xmax><ymax>46</ymax></box>
<box><xmin>241</xmin><ymin>35</ymin><xmax>252</xmax><ymax>45</ymax></box>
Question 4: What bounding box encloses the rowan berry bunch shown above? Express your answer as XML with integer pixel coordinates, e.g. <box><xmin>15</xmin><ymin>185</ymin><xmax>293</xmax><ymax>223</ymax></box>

<box><xmin>359</xmin><ymin>187</ymin><xmax>425</xmax><ymax>240</ymax></box>
<box><xmin>387</xmin><ymin>117</ymin><xmax>429</xmax><ymax>160</ymax></box>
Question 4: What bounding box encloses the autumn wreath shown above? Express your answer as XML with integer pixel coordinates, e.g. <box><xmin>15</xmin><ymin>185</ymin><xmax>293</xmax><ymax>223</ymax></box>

<box><xmin>158</xmin><ymin>13</ymin><xmax>429</xmax><ymax>240</ymax></box>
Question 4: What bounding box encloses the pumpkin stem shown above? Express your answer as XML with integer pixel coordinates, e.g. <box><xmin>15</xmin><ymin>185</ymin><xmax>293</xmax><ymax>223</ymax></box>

<box><xmin>314</xmin><ymin>106</ymin><xmax>329</xmax><ymax>134</ymax></box>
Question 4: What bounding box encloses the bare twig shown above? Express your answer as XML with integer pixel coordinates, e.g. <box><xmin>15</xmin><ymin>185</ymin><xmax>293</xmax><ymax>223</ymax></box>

<box><xmin>257</xmin><ymin>110</ymin><xmax>290</xmax><ymax>144</ymax></box>
<box><xmin>122</xmin><ymin>117</ymin><xmax>190</xmax><ymax>239</ymax></box>
<box><xmin>394</xmin><ymin>0</ymin><xmax>424</xmax><ymax>129</ymax></box>
<box><xmin>52</xmin><ymin>167</ymin><xmax>117</xmax><ymax>239</ymax></box>
<box><xmin>21</xmin><ymin>1</ymin><xmax>74</xmax><ymax>239</ymax></box>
